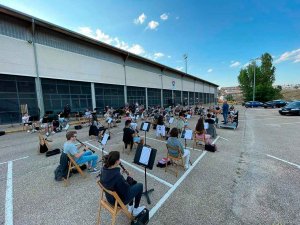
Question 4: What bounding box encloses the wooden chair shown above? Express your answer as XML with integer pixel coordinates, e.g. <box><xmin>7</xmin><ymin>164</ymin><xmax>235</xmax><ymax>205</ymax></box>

<box><xmin>97</xmin><ymin>181</ymin><xmax>134</xmax><ymax>225</ymax></box>
<box><xmin>165</xmin><ymin>144</ymin><xmax>185</xmax><ymax>177</ymax></box>
<box><xmin>193</xmin><ymin>130</ymin><xmax>206</xmax><ymax>150</ymax></box>
<box><xmin>65</xmin><ymin>154</ymin><xmax>87</xmax><ymax>186</ymax></box>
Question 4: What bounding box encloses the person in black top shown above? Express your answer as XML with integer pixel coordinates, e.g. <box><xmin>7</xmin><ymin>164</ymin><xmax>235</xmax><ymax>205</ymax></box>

<box><xmin>205</xmin><ymin>113</ymin><xmax>215</xmax><ymax>124</ymax></box>
<box><xmin>123</xmin><ymin>120</ymin><xmax>135</xmax><ymax>150</ymax></box>
<box><xmin>100</xmin><ymin>151</ymin><xmax>145</xmax><ymax>216</ymax></box>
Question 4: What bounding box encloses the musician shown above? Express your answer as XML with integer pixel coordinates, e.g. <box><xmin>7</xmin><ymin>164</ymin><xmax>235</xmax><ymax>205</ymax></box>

<box><xmin>63</xmin><ymin>131</ymin><xmax>99</xmax><ymax>173</ymax></box>
<box><xmin>123</xmin><ymin>120</ymin><xmax>144</xmax><ymax>150</ymax></box>
<box><xmin>167</xmin><ymin>128</ymin><xmax>191</xmax><ymax>169</ymax></box>
<box><xmin>100</xmin><ymin>151</ymin><xmax>145</xmax><ymax>216</ymax></box>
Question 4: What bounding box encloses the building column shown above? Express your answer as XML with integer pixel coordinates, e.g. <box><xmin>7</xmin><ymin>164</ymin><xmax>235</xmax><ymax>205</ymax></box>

<box><xmin>181</xmin><ymin>75</ymin><xmax>183</xmax><ymax>105</ymax></box>
<box><xmin>31</xmin><ymin>19</ymin><xmax>44</xmax><ymax>117</ymax></box>
<box><xmin>160</xmin><ymin>70</ymin><xmax>164</xmax><ymax>108</ymax></box>
<box><xmin>91</xmin><ymin>82</ymin><xmax>96</xmax><ymax>110</ymax></box>
<box><xmin>124</xmin><ymin>86</ymin><xmax>127</xmax><ymax>105</ymax></box>
<box><xmin>145</xmin><ymin>88</ymin><xmax>148</xmax><ymax>109</ymax></box>
<box><xmin>187</xmin><ymin>92</ymin><xmax>190</xmax><ymax>106</ymax></box>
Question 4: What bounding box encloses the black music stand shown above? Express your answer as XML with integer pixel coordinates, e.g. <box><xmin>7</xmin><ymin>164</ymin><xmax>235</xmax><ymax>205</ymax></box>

<box><xmin>134</xmin><ymin>144</ymin><xmax>157</xmax><ymax>204</ymax></box>
<box><xmin>140</xmin><ymin>122</ymin><xmax>150</xmax><ymax>145</ymax></box>
<box><xmin>181</xmin><ymin>130</ymin><xmax>193</xmax><ymax>166</ymax></box>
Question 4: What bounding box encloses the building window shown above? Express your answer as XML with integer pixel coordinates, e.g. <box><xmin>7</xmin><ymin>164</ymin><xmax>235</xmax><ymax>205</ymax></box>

<box><xmin>173</xmin><ymin>90</ymin><xmax>181</xmax><ymax>105</ymax></box>
<box><xmin>95</xmin><ymin>83</ymin><xmax>124</xmax><ymax>110</ymax></box>
<box><xmin>163</xmin><ymin>89</ymin><xmax>172</xmax><ymax>107</ymax></box>
<box><xmin>147</xmin><ymin>88</ymin><xmax>161</xmax><ymax>107</ymax></box>
<box><xmin>127</xmin><ymin>86</ymin><xmax>146</xmax><ymax>106</ymax></box>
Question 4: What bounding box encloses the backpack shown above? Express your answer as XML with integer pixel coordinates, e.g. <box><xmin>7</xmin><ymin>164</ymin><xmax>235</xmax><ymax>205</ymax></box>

<box><xmin>54</xmin><ymin>153</ymin><xmax>69</xmax><ymax>181</ymax></box>
<box><xmin>205</xmin><ymin>144</ymin><xmax>217</xmax><ymax>152</ymax></box>
<box><xmin>156</xmin><ymin>158</ymin><xmax>171</xmax><ymax>168</ymax></box>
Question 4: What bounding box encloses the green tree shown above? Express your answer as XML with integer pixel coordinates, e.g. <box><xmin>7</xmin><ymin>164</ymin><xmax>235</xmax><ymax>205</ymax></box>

<box><xmin>238</xmin><ymin>53</ymin><xmax>282</xmax><ymax>102</ymax></box>
<box><xmin>226</xmin><ymin>94</ymin><xmax>234</xmax><ymax>101</ymax></box>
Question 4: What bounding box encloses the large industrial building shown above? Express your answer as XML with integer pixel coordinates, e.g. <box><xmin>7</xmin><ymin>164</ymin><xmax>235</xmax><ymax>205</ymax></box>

<box><xmin>0</xmin><ymin>6</ymin><xmax>218</xmax><ymax>124</ymax></box>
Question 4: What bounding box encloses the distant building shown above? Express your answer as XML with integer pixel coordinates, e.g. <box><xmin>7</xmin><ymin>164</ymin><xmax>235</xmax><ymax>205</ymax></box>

<box><xmin>218</xmin><ymin>86</ymin><xmax>243</xmax><ymax>102</ymax></box>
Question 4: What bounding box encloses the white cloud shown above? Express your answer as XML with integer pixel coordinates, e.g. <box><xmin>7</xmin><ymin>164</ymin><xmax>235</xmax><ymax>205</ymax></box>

<box><xmin>134</xmin><ymin>13</ymin><xmax>147</xmax><ymax>25</ymax></box>
<box><xmin>176</xmin><ymin>66</ymin><xmax>184</xmax><ymax>71</ymax></box>
<box><xmin>77</xmin><ymin>26</ymin><xmax>145</xmax><ymax>56</ymax></box>
<box><xmin>207</xmin><ymin>68</ymin><xmax>213</xmax><ymax>73</ymax></box>
<box><xmin>128</xmin><ymin>44</ymin><xmax>145</xmax><ymax>55</ymax></box>
<box><xmin>160</xmin><ymin>13</ymin><xmax>168</xmax><ymax>20</ymax></box>
<box><xmin>167</xmin><ymin>55</ymin><xmax>171</xmax><ymax>58</ymax></box>
<box><xmin>175</xmin><ymin>16</ymin><xmax>180</xmax><ymax>20</ymax></box>
<box><xmin>230</xmin><ymin>61</ymin><xmax>241</xmax><ymax>68</ymax></box>
<box><xmin>275</xmin><ymin>49</ymin><xmax>300</xmax><ymax>63</ymax></box>
<box><xmin>147</xmin><ymin>20</ymin><xmax>159</xmax><ymax>30</ymax></box>
<box><xmin>154</xmin><ymin>52</ymin><xmax>164</xmax><ymax>59</ymax></box>
<box><xmin>242</xmin><ymin>62</ymin><xmax>250</xmax><ymax>68</ymax></box>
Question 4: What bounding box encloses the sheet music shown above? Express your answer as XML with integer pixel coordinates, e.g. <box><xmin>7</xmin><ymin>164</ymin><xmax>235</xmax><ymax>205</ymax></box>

<box><xmin>136</xmin><ymin>115</ymin><xmax>139</xmax><ymax>119</ymax></box>
<box><xmin>184</xmin><ymin>129</ymin><xmax>193</xmax><ymax>140</ymax></box>
<box><xmin>142</xmin><ymin>122</ymin><xmax>149</xmax><ymax>131</ymax></box>
<box><xmin>169</xmin><ymin>117</ymin><xmax>174</xmax><ymax>124</ymax></box>
<box><xmin>156</xmin><ymin>125</ymin><xmax>166</xmax><ymax>136</ymax></box>
<box><xmin>101</xmin><ymin>133</ymin><xmax>109</xmax><ymax>145</ymax></box>
<box><xmin>186</xmin><ymin>115</ymin><xmax>191</xmax><ymax>119</ymax></box>
<box><xmin>204</xmin><ymin>122</ymin><xmax>209</xmax><ymax>130</ymax></box>
<box><xmin>139</xmin><ymin>146</ymin><xmax>151</xmax><ymax>165</ymax></box>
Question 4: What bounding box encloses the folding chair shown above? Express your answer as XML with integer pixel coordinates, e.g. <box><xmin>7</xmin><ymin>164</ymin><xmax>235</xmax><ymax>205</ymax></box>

<box><xmin>193</xmin><ymin>130</ymin><xmax>206</xmax><ymax>150</ymax></box>
<box><xmin>65</xmin><ymin>154</ymin><xmax>87</xmax><ymax>186</ymax></box>
<box><xmin>165</xmin><ymin>144</ymin><xmax>185</xmax><ymax>177</ymax></box>
<box><xmin>97</xmin><ymin>181</ymin><xmax>134</xmax><ymax>225</ymax></box>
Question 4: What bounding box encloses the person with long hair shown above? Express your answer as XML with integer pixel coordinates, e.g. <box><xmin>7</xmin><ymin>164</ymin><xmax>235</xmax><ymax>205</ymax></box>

<box><xmin>167</xmin><ymin>128</ymin><xmax>191</xmax><ymax>169</ymax></box>
<box><xmin>195</xmin><ymin>117</ymin><xmax>212</xmax><ymax>144</ymax></box>
<box><xmin>100</xmin><ymin>151</ymin><xmax>145</xmax><ymax>216</ymax></box>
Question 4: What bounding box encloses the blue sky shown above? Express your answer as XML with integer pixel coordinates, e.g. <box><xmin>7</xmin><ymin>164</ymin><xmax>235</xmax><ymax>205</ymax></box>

<box><xmin>1</xmin><ymin>0</ymin><xmax>300</xmax><ymax>87</ymax></box>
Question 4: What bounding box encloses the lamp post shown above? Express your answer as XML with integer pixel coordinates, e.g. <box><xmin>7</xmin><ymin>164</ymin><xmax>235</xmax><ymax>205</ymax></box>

<box><xmin>183</xmin><ymin>53</ymin><xmax>188</xmax><ymax>105</ymax></box>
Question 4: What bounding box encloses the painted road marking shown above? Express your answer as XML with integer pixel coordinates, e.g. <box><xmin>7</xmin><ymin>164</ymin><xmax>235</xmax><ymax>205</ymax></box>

<box><xmin>85</xmin><ymin>142</ymin><xmax>173</xmax><ymax>188</ymax></box>
<box><xmin>0</xmin><ymin>156</ymin><xmax>29</xmax><ymax>165</ymax></box>
<box><xmin>149</xmin><ymin>135</ymin><xmax>221</xmax><ymax>219</ymax></box>
<box><xmin>5</xmin><ymin>161</ymin><xmax>13</xmax><ymax>225</ymax></box>
<box><xmin>267</xmin><ymin>154</ymin><xmax>300</xmax><ymax>169</ymax></box>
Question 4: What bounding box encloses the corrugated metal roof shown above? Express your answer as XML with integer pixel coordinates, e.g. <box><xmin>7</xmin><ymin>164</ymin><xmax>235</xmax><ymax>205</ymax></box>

<box><xmin>0</xmin><ymin>4</ymin><xmax>218</xmax><ymax>87</ymax></box>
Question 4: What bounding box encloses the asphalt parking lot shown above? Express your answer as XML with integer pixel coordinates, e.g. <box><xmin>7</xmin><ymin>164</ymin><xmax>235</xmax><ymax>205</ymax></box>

<box><xmin>1</xmin><ymin>106</ymin><xmax>300</xmax><ymax>225</ymax></box>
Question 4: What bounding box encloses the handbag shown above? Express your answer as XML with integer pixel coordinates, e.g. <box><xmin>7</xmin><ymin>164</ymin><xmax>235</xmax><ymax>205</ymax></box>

<box><xmin>131</xmin><ymin>208</ymin><xmax>149</xmax><ymax>225</ymax></box>
<box><xmin>205</xmin><ymin>144</ymin><xmax>217</xmax><ymax>152</ymax></box>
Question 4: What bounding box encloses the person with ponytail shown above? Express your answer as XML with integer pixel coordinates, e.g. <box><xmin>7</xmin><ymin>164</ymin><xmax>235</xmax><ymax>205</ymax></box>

<box><xmin>100</xmin><ymin>151</ymin><xmax>145</xmax><ymax>216</ymax></box>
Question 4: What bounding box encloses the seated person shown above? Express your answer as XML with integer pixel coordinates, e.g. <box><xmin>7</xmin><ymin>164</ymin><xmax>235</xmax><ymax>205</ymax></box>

<box><xmin>176</xmin><ymin>112</ymin><xmax>186</xmax><ymax>134</ymax></box>
<box><xmin>123</xmin><ymin>120</ymin><xmax>144</xmax><ymax>150</ymax></box>
<box><xmin>167</xmin><ymin>128</ymin><xmax>191</xmax><ymax>169</ymax></box>
<box><xmin>22</xmin><ymin>113</ymin><xmax>33</xmax><ymax>132</ymax></box>
<box><xmin>100</xmin><ymin>151</ymin><xmax>145</xmax><ymax>216</ymax></box>
<box><xmin>89</xmin><ymin>117</ymin><xmax>106</xmax><ymax>139</ymax></box>
<box><xmin>228</xmin><ymin>106</ymin><xmax>236</xmax><ymax>123</ymax></box>
<box><xmin>84</xmin><ymin>108</ymin><xmax>92</xmax><ymax>124</ymax></box>
<box><xmin>63</xmin><ymin>131</ymin><xmax>99</xmax><ymax>173</ymax></box>
<box><xmin>156</xmin><ymin>114</ymin><xmax>166</xmax><ymax>138</ymax></box>
<box><xmin>205</xmin><ymin>113</ymin><xmax>215</xmax><ymax>125</ymax></box>
<box><xmin>38</xmin><ymin>134</ymin><xmax>50</xmax><ymax>153</ymax></box>
<box><xmin>195</xmin><ymin>117</ymin><xmax>212</xmax><ymax>144</ymax></box>
<box><xmin>40</xmin><ymin>114</ymin><xmax>50</xmax><ymax>136</ymax></box>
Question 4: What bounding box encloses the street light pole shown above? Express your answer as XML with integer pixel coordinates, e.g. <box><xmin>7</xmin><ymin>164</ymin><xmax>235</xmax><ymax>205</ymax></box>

<box><xmin>253</xmin><ymin>61</ymin><xmax>256</xmax><ymax>102</ymax></box>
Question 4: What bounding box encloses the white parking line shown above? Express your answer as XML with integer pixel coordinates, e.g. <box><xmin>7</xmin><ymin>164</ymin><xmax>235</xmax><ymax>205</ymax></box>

<box><xmin>84</xmin><ymin>142</ymin><xmax>173</xmax><ymax>188</ymax></box>
<box><xmin>0</xmin><ymin>156</ymin><xmax>29</xmax><ymax>165</ymax></box>
<box><xmin>266</xmin><ymin>154</ymin><xmax>300</xmax><ymax>169</ymax></box>
<box><xmin>149</xmin><ymin>135</ymin><xmax>221</xmax><ymax>219</ymax></box>
<box><xmin>149</xmin><ymin>151</ymin><xmax>207</xmax><ymax>218</ymax></box>
<box><xmin>141</xmin><ymin>136</ymin><xmax>203</xmax><ymax>152</ymax></box>
<box><xmin>5</xmin><ymin>161</ymin><xmax>13</xmax><ymax>225</ymax></box>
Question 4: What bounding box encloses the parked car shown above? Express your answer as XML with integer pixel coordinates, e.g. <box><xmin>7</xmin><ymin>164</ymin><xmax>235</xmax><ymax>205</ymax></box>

<box><xmin>279</xmin><ymin>101</ymin><xmax>300</xmax><ymax>115</ymax></box>
<box><xmin>245</xmin><ymin>101</ymin><xmax>264</xmax><ymax>108</ymax></box>
<box><xmin>263</xmin><ymin>100</ymin><xmax>287</xmax><ymax>108</ymax></box>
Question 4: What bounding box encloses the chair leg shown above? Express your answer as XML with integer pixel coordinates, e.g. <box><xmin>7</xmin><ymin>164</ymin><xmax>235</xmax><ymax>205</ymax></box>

<box><xmin>65</xmin><ymin>162</ymin><xmax>72</xmax><ymax>186</ymax></box>
<box><xmin>96</xmin><ymin>199</ymin><xmax>102</xmax><ymax>225</ymax></box>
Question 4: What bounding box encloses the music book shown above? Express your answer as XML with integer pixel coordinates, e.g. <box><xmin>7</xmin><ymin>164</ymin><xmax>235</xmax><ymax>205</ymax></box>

<box><xmin>101</xmin><ymin>133</ymin><xmax>110</xmax><ymax>145</ymax></box>
<box><xmin>169</xmin><ymin>117</ymin><xmax>174</xmax><ymax>124</ymax></box>
<box><xmin>130</xmin><ymin>122</ymin><xmax>138</xmax><ymax>130</ymax></box>
<box><xmin>139</xmin><ymin>146</ymin><xmax>152</xmax><ymax>165</ymax></box>
<box><xmin>186</xmin><ymin>115</ymin><xmax>191</xmax><ymax>119</ymax></box>
<box><xmin>181</xmin><ymin>129</ymin><xmax>193</xmax><ymax>140</ymax></box>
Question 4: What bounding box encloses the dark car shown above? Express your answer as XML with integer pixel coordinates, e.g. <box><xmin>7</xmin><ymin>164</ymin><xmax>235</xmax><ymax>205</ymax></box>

<box><xmin>279</xmin><ymin>101</ymin><xmax>300</xmax><ymax>115</ymax></box>
<box><xmin>263</xmin><ymin>100</ymin><xmax>287</xmax><ymax>108</ymax></box>
<box><xmin>245</xmin><ymin>101</ymin><xmax>264</xmax><ymax>108</ymax></box>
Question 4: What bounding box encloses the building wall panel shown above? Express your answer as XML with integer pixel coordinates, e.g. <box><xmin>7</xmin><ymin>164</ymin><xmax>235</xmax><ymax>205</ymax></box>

<box><xmin>0</xmin><ymin>35</ymin><xmax>36</xmax><ymax>76</ymax></box>
<box><xmin>195</xmin><ymin>81</ymin><xmax>204</xmax><ymax>93</ymax></box>
<box><xmin>126</xmin><ymin>66</ymin><xmax>161</xmax><ymax>88</ymax></box>
<box><xmin>36</xmin><ymin>44</ymin><xmax>125</xmax><ymax>85</ymax></box>
<box><xmin>182</xmin><ymin>76</ymin><xmax>195</xmax><ymax>91</ymax></box>
<box><xmin>162</xmin><ymin>72</ymin><xmax>182</xmax><ymax>91</ymax></box>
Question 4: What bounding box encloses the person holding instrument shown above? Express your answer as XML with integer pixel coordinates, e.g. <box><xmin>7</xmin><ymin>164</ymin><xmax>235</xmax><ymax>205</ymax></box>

<box><xmin>63</xmin><ymin>131</ymin><xmax>99</xmax><ymax>173</ymax></box>
<box><xmin>100</xmin><ymin>151</ymin><xmax>145</xmax><ymax>216</ymax></box>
